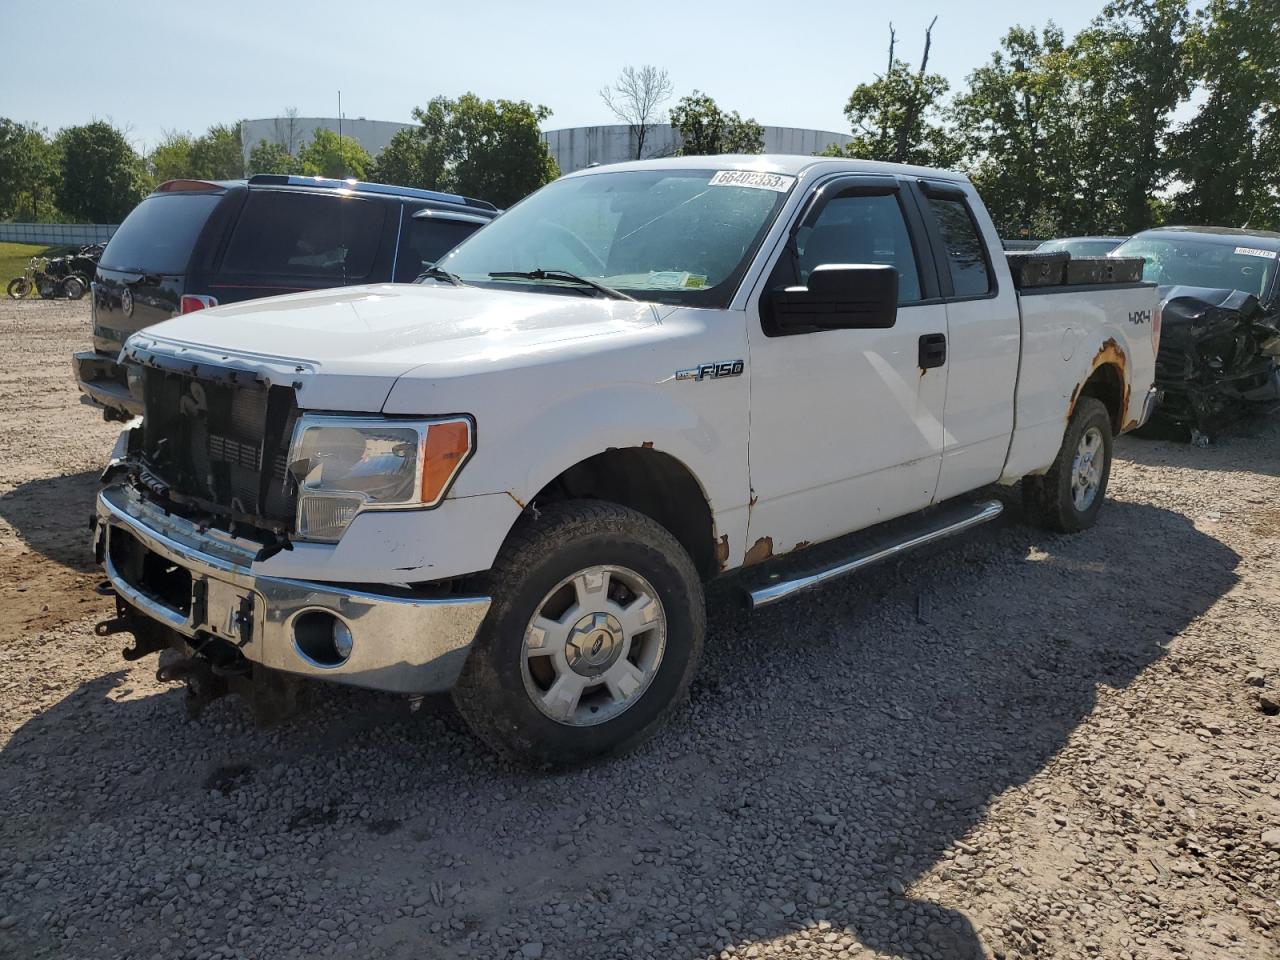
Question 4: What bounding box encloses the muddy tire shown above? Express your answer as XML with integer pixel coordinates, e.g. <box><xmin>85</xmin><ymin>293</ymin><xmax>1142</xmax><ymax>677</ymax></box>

<box><xmin>452</xmin><ymin>500</ymin><xmax>704</xmax><ymax>767</ymax></box>
<box><xmin>6</xmin><ymin>277</ymin><xmax>31</xmax><ymax>300</ymax></box>
<box><xmin>1023</xmin><ymin>397</ymin><xmax>1114</xmax><ymax>533</ymax></box>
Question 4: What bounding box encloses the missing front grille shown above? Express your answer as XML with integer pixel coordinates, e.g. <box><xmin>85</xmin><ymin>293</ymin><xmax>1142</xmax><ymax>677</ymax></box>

<box><xmin>138</xmin><ymin>366</ymin><xmax>298</xmax><ymax>532</ymax></box>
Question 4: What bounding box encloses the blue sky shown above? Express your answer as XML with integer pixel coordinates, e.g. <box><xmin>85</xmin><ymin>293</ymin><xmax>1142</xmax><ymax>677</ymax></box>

<box><xmin>0</xmin><ymin>0</ymin><xmax>1105</xmax><ymax>154</ymax></box>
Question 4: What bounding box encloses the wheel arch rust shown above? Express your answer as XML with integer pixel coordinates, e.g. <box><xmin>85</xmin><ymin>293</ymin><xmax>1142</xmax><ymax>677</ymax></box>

<box><xmin>1069</xmin><ymin>338</ymin><xmax>1130</xmax><ymax>433</ymax></box>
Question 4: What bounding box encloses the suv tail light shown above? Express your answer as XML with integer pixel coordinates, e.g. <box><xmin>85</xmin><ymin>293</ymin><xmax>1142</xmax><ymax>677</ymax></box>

<box><xmin>180</xmin><ymin>294</ymin><xmax>218</xmax><ymax>314</ymax></box>
<box><xmin>1151</xmin><ymin>302</ymin><xmax>1162</xmax><ymax>355</ymax></box>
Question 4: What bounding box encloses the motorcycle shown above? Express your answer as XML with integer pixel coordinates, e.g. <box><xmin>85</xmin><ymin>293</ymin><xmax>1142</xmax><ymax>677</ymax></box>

<box><xmin>6</xmin><ymin>243</ymin><xmax>103</xmax><ymax>300</ymax></box>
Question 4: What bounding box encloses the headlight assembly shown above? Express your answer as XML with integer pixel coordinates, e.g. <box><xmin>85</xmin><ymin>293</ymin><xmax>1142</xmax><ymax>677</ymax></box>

<box><xmin>288</xmin><ymin>415</ymin><xmax>474</xmax><ymax>542</ymax></box>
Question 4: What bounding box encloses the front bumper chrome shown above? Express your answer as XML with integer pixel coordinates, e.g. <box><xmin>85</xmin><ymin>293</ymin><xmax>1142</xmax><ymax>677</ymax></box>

<box><xmin>94</xmin><ymin>484</ymin><xmax>490</xmax><ymax>694</ymax></box>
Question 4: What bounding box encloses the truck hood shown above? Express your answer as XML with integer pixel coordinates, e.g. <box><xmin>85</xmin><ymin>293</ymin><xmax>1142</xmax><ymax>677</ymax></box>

<box><xmin>124</xmin><ymin>283</ymin><xmax>665</xmax><ymax>412</ymax></box>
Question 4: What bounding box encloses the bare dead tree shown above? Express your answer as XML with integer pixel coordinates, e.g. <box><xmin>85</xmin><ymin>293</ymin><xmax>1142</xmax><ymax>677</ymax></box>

<box><xmin>892</xmin><ymin>16</ymin><xmax>937</xmax><ymax>163</ymax></box>
<box><xmin>273</xmin><ymin>106</ymin><xmax>302</xmax><ymax>155</ymax></box>
<box><xmin>886</xmin><ymin>22</ymin><xmax>896</xmax><ymax>78</ymax></box>
<box><xmin>600</xmin><ymin>65</ymin><xmax>674</xmax><ymax>160</ymax></box>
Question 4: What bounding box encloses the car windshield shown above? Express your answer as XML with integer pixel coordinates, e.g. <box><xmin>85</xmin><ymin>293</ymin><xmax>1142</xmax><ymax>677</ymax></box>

<box><xmin>1111</xmin><ymin>236</ymin><xmax>1278</xmax><ymax>298</ymax></box>
<box><xmin>437</xmin><ymin>168</ymin><xmax>795</xmax><ymax>307</ymax></box>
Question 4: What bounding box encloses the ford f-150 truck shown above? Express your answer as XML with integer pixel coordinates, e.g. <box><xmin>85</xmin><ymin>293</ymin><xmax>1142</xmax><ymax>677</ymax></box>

<box><xmin>92</xmin><ymin>156</ymin><xmax>1160</xmax><ymax>765</ymax></box>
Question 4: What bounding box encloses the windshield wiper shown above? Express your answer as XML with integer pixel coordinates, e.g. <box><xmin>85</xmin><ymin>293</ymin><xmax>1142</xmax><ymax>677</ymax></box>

<box><xmin>416</xmin><ymin>266</ymin><xmax>466</xmax><ymax>287</ymax></box>
<box><xmin>488</xmin><ymin>268</ymin><xmax>636</xmax><ymax>301</ymax></box>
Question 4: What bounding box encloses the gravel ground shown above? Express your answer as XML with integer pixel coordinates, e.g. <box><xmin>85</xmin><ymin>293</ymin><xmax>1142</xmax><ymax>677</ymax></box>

<box><xmin>0</xmin><ymin>299</ymin><xmax>1277</xmax><ymax>960</ymax></box>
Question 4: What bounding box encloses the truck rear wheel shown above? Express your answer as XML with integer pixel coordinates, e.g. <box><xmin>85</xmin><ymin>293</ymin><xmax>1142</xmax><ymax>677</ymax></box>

<box><xmin>1023</xmin><ymin>397</ymin><xmax>1113</xmax><ymax>533</ymax></box>
<box><xmin>452</xmin><ymin>501</ymin><xmax>705</xmax><ymax>766</ymax></box>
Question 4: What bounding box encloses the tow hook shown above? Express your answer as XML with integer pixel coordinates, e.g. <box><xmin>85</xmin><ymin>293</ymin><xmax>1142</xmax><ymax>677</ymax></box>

<box><xmin>156</xmin><ymin>654</ymin><xmax>228</xmax><ymax>720</ymax></box>
<box><xmin>94</xmin><ymin>616</ymin><xmax>131</xmax><ymax>637</ymax></box>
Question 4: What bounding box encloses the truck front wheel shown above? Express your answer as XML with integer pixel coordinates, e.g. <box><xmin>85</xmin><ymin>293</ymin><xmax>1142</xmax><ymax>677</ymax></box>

<box><xmin>1023</xmin><ymin>396</ymin><xmax>1114</xmax><ymax>533</ymax></box>
<box><xmin>452</xmin><ymin>501</ymin><xmax>705</xmax><ymax>766</ymax></box>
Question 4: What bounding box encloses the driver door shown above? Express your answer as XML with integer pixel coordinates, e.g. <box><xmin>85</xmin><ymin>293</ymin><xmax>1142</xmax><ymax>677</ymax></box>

<box><xmin>745</xmin><ymin>176</ymin><xmax>949</xmax><ymax>554</ymax></box>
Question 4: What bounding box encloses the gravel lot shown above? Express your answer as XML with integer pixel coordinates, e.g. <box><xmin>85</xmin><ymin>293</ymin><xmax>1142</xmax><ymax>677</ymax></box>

<box><xmin>0</xmin><ymin>299</ymin><xmax>1277</xmax><ymax>960</ymax></box>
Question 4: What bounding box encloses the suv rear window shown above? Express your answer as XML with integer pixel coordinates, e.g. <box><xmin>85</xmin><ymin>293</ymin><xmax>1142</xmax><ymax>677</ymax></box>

<box><xmin>99</xmin><ymin>193</ymin><xmax>222</xmax><ymax>274</ymax></box>
<box><xmin>395</xmin><ymin>216</ymin><xmax>482</xmax><ymax>282</ymax></box>
<box><xmin>222</xmin><ymin>191</ymin><xmax>386</xmax><ymax>280</ymax></box>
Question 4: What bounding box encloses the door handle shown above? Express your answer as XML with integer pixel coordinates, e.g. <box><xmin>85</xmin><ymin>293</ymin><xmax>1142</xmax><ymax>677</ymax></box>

<box><xmin>919</xmin><ymin>333</ymin><xmax>947</xmax><ymax>369</ymax></box>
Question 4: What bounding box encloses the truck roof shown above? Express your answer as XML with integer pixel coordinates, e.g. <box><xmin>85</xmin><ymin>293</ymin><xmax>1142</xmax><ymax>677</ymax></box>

<box><xmin>561</xmin><ymin>154</ymin><xmax>970</xmax><ymax>184</ymax></box>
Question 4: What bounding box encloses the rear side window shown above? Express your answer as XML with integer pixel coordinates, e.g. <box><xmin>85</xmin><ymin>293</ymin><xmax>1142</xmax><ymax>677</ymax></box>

<box><xmin>222</xmin><ymin>191</ymin><xmax>386</xmax><ymax>280</ymax></box>
<box><xmin>100</xmin><ymin>193</ymin><xmax>221</xmax><ymax>274</ymax></box>
<box><xmin>795</xmin><ymin>193</ymin><xmax>922</xmax><ymax>303</ymax></box>
<box><xmin>396</xmin><ymin>216</ymin><xmax>482</xmax><ymax>282</ymax></box>
<box><xmin>927</xmin><ymin>196</ymin><xmax>992</xmax><ymax>298</ymax></box>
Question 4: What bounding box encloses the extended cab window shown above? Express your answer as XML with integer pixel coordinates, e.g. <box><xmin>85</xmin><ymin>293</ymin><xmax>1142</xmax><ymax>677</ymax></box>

<box><xmin>927</xmin><ymin>196</ymin><xmax>992</xmax><ymax>298</ymax></box>
<box><xmin>794</xmin><ymin>193</ymin><xmax>921</xmax><ymax>303</ymax></box>
<box><xmin>395</xmin><ymin>216</ymin><xmax>480</xmax><ymax>282</ymax></box>
<box><xmin>222</xmin><ymin>191</ymin><xmax>385</xmax><ymax>280</ymax></box>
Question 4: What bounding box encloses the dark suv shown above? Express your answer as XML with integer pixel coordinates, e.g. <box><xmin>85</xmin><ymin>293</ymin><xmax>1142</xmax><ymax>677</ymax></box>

<box><xmin>74</xmin><ymin>175</ymin><xmax>497</xmax><ymax>419</ymax></box>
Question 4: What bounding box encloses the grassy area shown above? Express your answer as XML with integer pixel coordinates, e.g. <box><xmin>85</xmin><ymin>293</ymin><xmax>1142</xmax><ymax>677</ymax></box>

<box><xmin>0</xmin><ymin>242</ymin><xmax>62</xmax><ymax>298</ymax></box>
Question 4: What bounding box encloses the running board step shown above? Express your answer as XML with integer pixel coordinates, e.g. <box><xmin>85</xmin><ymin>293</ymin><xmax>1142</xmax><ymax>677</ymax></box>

<box><xmin>745</xmin><ymin>499</ymin><xmax>1004</xmax><ymax>609</ymax></box>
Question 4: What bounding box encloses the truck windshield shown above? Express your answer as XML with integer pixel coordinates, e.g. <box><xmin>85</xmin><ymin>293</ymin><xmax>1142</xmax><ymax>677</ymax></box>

<box><xmin>437</xmin><ymin>168</ymin><xmax>794</xmax><ymax>307</ymax></box>
<box><xmin>1112</xmin><ymin>236</ymin><xmax>1278</xmax><ymax>298</ymax></box>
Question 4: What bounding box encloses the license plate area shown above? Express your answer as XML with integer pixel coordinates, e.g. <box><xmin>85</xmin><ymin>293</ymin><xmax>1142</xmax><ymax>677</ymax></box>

<box><xmin>108</xmin><ymin>526</ymin><xmax>256</xmax><ymax>646</ymax></box>
<box><xmin>193</xmin><ymin>577</ymin><xmax>257</xmax><ymax>647</ymax></box>
<box><xmin>108</xmin><ymin>528</ymin><xmax>193</xmax><ymax>617</ymax></box>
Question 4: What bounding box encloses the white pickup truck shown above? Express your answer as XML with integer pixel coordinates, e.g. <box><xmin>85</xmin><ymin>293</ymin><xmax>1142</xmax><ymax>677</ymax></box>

<box><xmin>93</xmin><ymin>155</ymin><xmax>1159</xmax><ymax>764</ymax></box>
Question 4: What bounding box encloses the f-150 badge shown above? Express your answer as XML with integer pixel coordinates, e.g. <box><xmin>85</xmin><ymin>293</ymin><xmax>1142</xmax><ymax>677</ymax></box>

<box><xmin>676</xmin><ymin>360</ymin><xmax>745</xmax><ymax>382</ymax></box>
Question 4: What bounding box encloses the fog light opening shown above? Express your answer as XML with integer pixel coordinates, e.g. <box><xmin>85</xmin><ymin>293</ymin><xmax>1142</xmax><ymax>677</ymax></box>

<box><xmin>294</xmin><ymin>611</ymin><xmax>353</xmax><ymax>667</ymax></box>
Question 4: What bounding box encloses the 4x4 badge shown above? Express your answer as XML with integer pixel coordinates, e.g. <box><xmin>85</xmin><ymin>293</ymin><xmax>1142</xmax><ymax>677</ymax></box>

<box><xmin>676</xmin><ymin>360</ymin><xmax>744</xmax><ymax>382</ymax></box>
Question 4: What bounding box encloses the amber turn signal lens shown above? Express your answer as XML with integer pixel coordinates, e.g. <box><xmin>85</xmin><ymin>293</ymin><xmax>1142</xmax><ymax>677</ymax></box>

<box><xmin>420</xmin><ymin>420</ymin><xmax>472</xmax><ymax>505</ymax></box>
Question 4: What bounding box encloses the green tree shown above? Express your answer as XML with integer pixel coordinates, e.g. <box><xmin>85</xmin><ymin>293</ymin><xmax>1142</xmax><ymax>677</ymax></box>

<box><xmin>1169</xmin><ymin>0</ymin><xmax>1280</xmax><ymax>229</ymax></box>
<box><xmin>380</xmin><ymin>94</ymin><xmax>558</xmax><ymax>205</ymax></box>
<box><xmin>954</xmin><ymin>25</ymin><xmax>1079</xmax><ymax>237</ymax></box>
<box><xmin>54</xmin><ymin>121</ymin><xmax>147</xmax><ymax>222</ymax></box>
<box><xmin>150</xmin><ymin>130</ymin><xmax>195</xmax><ymax>182</ymax></box>
<box><xmin>1070</xmin><ymin>0</ymin><xmax>1192</xmax><ymax>233</ymax></box>
<box><xmin>298</xmin><ymin>128</ymin><xmax>372</xmax><ymax>179</ymax></box>
<box><xmin>827</xmin><ymin>20</ymin><xmax>959</xmax><ymax>167</ymax></box>
<box><xmin>189</xmin><ymin>123</ymin><xmax>244</xmax><ymax>179</ymax></box>
<box><xmin>247</xmin><ymin>139</ymin><xmax>304</xmax><ymax>176</ymax></box>
<box><xmin>0</xmin><ymin>119</ymin><xmax>60</xmax><ymax>221</ymax></box>
<box><xmin>369</xmin><ymin>124</ymin><xmax>445</xmax><ymax>188</ymax></box>
<box><xmin>668</xmin><ymin>92</ymin><xmax>765</xmax><ymax>155</ymax></box>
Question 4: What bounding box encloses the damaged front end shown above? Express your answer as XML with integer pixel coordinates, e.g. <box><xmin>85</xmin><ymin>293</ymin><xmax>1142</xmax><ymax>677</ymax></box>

<box><xmin>1144</xmin><ymin>286</ymin><xmax>1280</xmax><ymax>441</ymax></box>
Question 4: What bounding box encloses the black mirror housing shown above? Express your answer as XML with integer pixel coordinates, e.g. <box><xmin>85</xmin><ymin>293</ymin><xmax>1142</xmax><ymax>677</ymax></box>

<box><xmin>769</xmin><ymin>264</ymin><xmax>899</xmax><ymax>332</ymax></box>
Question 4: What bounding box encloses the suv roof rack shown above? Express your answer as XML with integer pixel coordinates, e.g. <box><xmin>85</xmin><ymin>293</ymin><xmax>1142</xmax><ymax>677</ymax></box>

<box><xmin>246</xmin><ymin>174</ymin><xmax>498</xmax><ymax>211</ymax></box>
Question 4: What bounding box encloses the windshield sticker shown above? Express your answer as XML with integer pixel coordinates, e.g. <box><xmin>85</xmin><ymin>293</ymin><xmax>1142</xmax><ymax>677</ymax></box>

<box><xmin>647</xmin><ymin>271</ymin><xmax>709</xmax><ymax>290</ymax></box>
<box><xmin>1234</xmin><ymin>246</ymin><xmax>1278</xmax><ymax>260</ymax></box>
<box><xmin>709</xmin><ymin>170</ymin><xmax>796</xmax><ymax>192</ymax></box>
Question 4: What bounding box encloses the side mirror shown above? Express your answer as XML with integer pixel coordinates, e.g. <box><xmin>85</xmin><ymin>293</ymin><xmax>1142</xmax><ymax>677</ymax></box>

<box><xmin>769</xmin><ymin>264</ymin><xmax>899</xmax><ymax>331</ymax></box>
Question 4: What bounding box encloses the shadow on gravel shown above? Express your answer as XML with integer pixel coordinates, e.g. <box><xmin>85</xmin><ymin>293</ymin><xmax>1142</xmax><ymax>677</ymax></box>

<box><xmin>0</xmin><ymin>498</ymin><xmax>1240</xmax><ymax>960</ymax></box>
<box><xmin>1116</xmin><ymin>413</ymin><xmax>1280</xmax><ymax>476</ymax></box>
<box><xmin>0</xmin><ymin>470</ymin><xmax>101</xmax><ymax>570</ymax></box>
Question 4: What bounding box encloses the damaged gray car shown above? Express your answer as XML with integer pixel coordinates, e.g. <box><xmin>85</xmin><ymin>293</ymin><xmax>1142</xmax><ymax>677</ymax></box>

<box><xmin>1112</xmin><ymin>227</ymin><xmax>1280</xmax><ymax>442</ymax></box>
